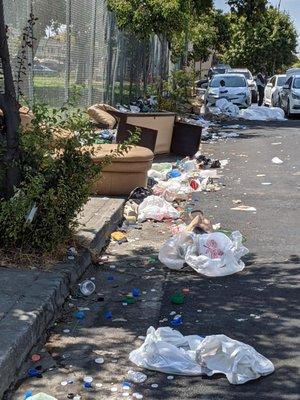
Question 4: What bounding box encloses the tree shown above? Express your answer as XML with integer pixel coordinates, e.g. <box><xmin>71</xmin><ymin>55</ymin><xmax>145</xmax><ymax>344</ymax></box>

<box><xmin>170</xmin><ymin>10</ymin><xmax>229</xmax><ymax>65</ymax></box>
<box><xmin>227</xmin><ymin>0</ymin><xmax>268</xmax><ymax>20</ymax></box>
<box><xmin>221</xmin><ymin>7</ymin><xmax>297</xmax><ymax>74</ymax></box>
<box><xmin>0</xmin><ymin>0</ymin><xmax>21</xmax><ymax>199</ymax></box>
<box><xmin>108</xmin><ymin>0</ymin><xmax>211</xmax><ymax>39</ymax></box>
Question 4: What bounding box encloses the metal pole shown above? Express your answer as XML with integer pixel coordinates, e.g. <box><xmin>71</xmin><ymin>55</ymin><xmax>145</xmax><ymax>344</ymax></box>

<box><xmin>64</xmin><ymin>0</ymin><xmax>71</xmax><ymax>103</ymax></box>
<box><xmin>27</xmin><ymin>0</ymin><xmax>34</xmax><ymax>105</ymax></box>
<box><xmin>88</xmin><ymin>0</ymin><xmax>97</xmax><ymax>105</ymax></box>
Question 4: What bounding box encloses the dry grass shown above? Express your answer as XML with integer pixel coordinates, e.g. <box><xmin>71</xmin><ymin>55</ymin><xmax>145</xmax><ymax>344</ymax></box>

<box><xmin>0</xmin><ymin>243</ymin><xmax>70</xmax><ymax>271</ymax></box>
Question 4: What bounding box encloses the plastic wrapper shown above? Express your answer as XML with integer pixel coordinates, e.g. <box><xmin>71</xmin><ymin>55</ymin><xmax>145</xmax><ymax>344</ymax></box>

<box><xmin>137</xmin><ymin>195</ymin><xmax>180</xmax><ymax>222</ymax></box>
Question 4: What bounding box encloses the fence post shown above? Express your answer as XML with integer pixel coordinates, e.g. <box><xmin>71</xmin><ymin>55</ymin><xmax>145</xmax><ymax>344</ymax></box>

<box><xmin>87</xmin><ymin>0</ymin><xmax>97</xmax><ymax>106</ymax></box>
<box><xmin>27</xmin><ymin>0</ymin><xmax>34</xmax><ymax>106</ymax></box>
<box><xmin>64</xmin><ymin>0</ymin><xmax>71</xmax><ymax>104</ymax></box>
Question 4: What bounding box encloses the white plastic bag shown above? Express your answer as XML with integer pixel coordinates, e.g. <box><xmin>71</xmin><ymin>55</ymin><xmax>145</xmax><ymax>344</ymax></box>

<box><xmin>153</xmin><ymin>178</ymin><xmax>196</xmax><ymax>202</ymax></box>
<box><xmin>129</xmin><ymin>327</ymin><xmax>275</xmax><ymax>384</ymax></box>
<box><xmin>215</xmin><ymin>99</ymin><xmax>240</xmax><ymax>117</ymax></box>
<box><xmin>158</xmin><ymin>232</ymin><xmax>195</xmax><ymax>270</ymax></box>
<box><xmin>240</xmin><ymin>105</ymin><xmax>285</xmax><ymax>121</ymax></box>
<box><xmin>27</xmin><ymin>394</ymin><xmax>57</xmax><ymax>400</ymax></box>
<box><xmin>129</xmin><ymin>327</ymin><xmax>205</xmax><ymax>376</ymax></box>
<box><xmin>195</xmin><ymin>334</ymin><xmax>275</xmax><ymax>384</ymax></box>
<box><xmin>185</xmin><ymin>231</ymin><xmax>248</xmax><ymax>277</ymax></box>
<box><xmin>138</xmin><ymin>195</ymin><xmax>180</xmax><ymax>222</ymax></box>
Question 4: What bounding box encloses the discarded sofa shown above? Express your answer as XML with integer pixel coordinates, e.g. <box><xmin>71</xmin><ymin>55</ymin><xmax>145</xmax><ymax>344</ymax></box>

<box><xmin>88</xmin><ymin>144</ymin><xmax>154</xmax><ymax>196</ymax></box>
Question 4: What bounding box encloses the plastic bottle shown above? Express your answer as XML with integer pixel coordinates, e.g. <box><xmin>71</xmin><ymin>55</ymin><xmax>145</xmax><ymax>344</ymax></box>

<box><xmin>79</xmin><ymin>280</ymin><xmax>96</xmax><ymax>296</ymax></box>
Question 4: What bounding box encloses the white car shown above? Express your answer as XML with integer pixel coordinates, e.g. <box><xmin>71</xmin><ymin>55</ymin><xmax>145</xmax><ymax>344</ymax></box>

<box><xmin>204</xmin><ymin>74</ymin><xmax>251</xmax><ymax>109</ymax></box>
<box><xmin>280</xmin><ymin>74</ymin><xmax>300</xmax><ymax>117</ymax></box>
<box><xmin>226</xmin><ymin>68</ymin><xmax>257</xmax><ymax>102</ymax></box>
<box><xmin>264</xmin><ymin>75</ymin><xmax>286</xmax><ymax>107</ymax></box>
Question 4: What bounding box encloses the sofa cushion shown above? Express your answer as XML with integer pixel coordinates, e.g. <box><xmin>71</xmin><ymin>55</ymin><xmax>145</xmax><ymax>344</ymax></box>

<box><xmin>83</xmin><ymin>144</ymin><xmax>153</xmax><ymax>173</ymax></box>
<box><xmin>87</xmin><ymin>105</ymin><xmax>117</xmax><ymax>128</ymax></box>
<box><xmin>87</xmin><ymin>144</ymin><xmax>154</xmax><ymax>163</ymax></box>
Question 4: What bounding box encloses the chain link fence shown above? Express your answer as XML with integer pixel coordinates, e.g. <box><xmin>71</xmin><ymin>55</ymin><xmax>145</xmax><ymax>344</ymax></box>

<box><xmin>4</xmin><ymin>0</ymin><xmax>170</xmax><ymax>107</ymax></box>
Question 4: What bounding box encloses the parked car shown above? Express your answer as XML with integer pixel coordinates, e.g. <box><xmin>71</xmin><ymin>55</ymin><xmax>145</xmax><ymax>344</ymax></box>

<box><xmin>33</xmin><ymin>64</ymin><xmax>57</xmax><ymax>76</ymax></box>
<box><xmin>264</xmin><ymin>75</ymin><xmax>287</xmax><ymax>107</ymax></box>
<box><xmin>204</xmin><ymin>74</ymin><xmax>251</xmax><ymax>109</ymax></box>
<box><xmin>226</xmin><ymin>68</ymin><xmax>257</xmax><ymax>103</ymax></box>
<box><xmin>280</xmin><ymin>74</ymin><xmax>300</xmax><ymax>117</ymax></box>
<box><xmin>286</xmin><ymin>68</ymin><xmax>300</xmax><ymax>78</ymax></box>
<box><xmin>208</xmin><ymin>64</ymin><xmax>231</xmax><ymax>79</ymax></box>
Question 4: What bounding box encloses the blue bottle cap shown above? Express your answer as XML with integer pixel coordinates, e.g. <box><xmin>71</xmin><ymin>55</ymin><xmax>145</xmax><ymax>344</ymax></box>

<box><xmin>28</xmin><ymin>368</ymin><xmax>39</xmax><ymax>377</ymax></box>
<box><xmin>104</xmin><ymin>310</ymin><xmax>112</xmax><ymax>319</ymax></box>
<box><xmin>24</xmin><ymin>390</ymin><xmax>33</xmax><ymax>399</ymax></box>
<box><xmin>132</xmin><ymin>288</ymin><xmax>141</xmax><ymax>297</ymax></box>
<box><xmin>74</xmin><ymin>311</ymin><xmax>86</xmax><ymax>320</ymax></box>
<box><xmin>171</xmin><ymin>316</ymin><xmax>183</xmax><ymax>326</ymax></box>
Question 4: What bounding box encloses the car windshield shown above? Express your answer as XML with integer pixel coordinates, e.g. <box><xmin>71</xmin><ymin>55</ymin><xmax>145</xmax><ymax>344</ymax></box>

<box><xmin>229</xmin><ymin>71</ymin><xmax>251</xmax><ymax>79</ymax></box>
<box><xmin>277</xmin><ymin>76</ymin><xmax>286</xmax><ymax>87</ymax></box>
<box><xmin>293</xmin><ymin>78</ymin><xmax>300</xmax><ymax>89</ymax></box>
<box><xmin>210</xmin><ymin>76</ymin><xmax>246</xmax><ymax>88</ymax></box>
<box><xmin>213</xmin><ymin>68</ymin><xmax>226</xmax><ymax>74</ymax></box>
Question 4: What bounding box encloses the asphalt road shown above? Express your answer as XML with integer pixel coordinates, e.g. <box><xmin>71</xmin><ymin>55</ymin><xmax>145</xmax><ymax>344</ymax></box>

<box><xmin>10</xmin><ymin>120</ymin><xmax>300</xmax><ymax>400</ymax></box>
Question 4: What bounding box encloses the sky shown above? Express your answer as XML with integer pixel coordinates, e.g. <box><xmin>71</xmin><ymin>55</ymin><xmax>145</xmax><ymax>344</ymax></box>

<box><xmin>214</xmin><ymin>0</ymin><xmax>300</xmax><ymax>51</ymax></box>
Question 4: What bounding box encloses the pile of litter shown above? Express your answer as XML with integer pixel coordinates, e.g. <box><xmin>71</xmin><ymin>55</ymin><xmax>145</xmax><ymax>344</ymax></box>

<box><xmin>207</xmin><ymin>99</ymin><xmax>285</xmax><ymax>121</ymax></box>
<box><xmin>122</xmin><ymin>154</ymin><xmax>225</xmax><ymax>226</ymax></box>
<box><xmin>130</xmin><ymin>327</ymin><xmax>275</xmax><ymax>385</ymax></box>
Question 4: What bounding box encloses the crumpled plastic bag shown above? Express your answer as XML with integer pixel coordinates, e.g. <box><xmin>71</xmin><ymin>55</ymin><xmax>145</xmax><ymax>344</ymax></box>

<box><xmin>213</xmin><ymin>98</ymin><xmax>240</xmax><ymax>117</ymax></box>
<box><xmin>185</xmin><ymin>231</ymin><xmax>248</xmax><ymax>277</ymax></box>
<box><xmin>138</xmin><ymin>195</ymin><xmax>180</xmax><ymax>222</ymax></box>
<box><xmin>158</xmin><ymin>232</ymin><xmax>194</xmax><ymax>270</ymax></box>
<box><xmin>129</xmin><ymin>326</ymin><xmax>205</xmax><ymax>376</ymax></box>
<box><xmin>195</xmin><ymin>334</ymin><xmax>275</xmax><ymax>384</ymax></box>
<box><xmin>240</xmin><ymin>105</ymin><xmax>285</xmax><ymax>121</ymax></box>
<box><xmin>27</xmin><ymin>394</ymin><xmax>57</xmax><ymax>400</ymax></box>
<box><xmin>159</xmin><ymin>231</ymin><xmax>248</xmax><ymax>277</ymax></box>
<box><xmin>129</xmin><ymin>327</ymin><xmax>275</xmax><ymax>384</ymax></box>
<box><xmin>153</xmin><ymin>178</ymin><xmax>197</xmax><ymax>202</ymax></box>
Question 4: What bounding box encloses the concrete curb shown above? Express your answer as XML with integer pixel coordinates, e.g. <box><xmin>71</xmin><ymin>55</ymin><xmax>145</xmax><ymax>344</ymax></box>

<box><xmin>1</xmin><ymin>198</ymin><xmax>125</xmax><ymax>398</ymax></box>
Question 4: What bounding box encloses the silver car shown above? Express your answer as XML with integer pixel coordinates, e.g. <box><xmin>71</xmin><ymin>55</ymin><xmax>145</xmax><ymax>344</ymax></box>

<box><xmin>204</xmin><ymin>74</ymin><xmax>251</xmax><ymax>109</ymax></box>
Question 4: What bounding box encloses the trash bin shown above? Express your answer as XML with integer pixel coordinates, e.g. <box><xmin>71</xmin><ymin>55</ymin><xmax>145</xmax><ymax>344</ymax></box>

<box><xmin>171</xmin><ymin>121</ymin><xmax>202</xmax><ymax>157</ymax></box>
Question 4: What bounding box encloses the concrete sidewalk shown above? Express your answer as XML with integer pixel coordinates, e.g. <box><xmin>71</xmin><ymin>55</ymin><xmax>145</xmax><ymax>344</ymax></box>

<box><xmin>0</xmin><ymin>197</ymin><xmax>124</xmax><ymax>398</ymax></box>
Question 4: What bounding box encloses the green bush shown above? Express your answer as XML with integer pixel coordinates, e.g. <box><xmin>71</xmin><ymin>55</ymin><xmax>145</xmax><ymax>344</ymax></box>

<box><xmin>154</xmin><ymin>70</ymin><xmax>195</xmax><ymax>115</ymax></box>
<box><xmin>0</xmin><ymin>102</ymin><xmax>138</xmax><ymax>251</ymax></box>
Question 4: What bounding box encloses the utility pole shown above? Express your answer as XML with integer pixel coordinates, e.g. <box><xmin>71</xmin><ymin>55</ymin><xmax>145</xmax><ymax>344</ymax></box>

<box><xmin>278</xmin><ymin>0</ymin><xmax>282</xmax><ymax>10</ymax></box>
